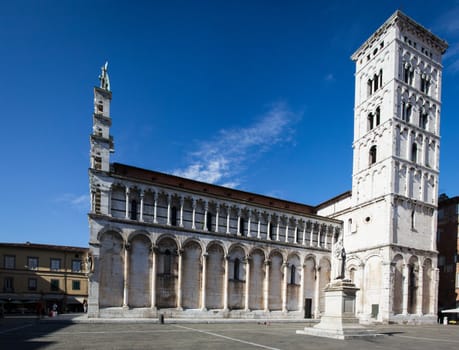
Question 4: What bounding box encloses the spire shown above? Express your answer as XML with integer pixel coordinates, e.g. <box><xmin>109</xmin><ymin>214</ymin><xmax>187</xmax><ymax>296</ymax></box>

<box><xmin>98</xmin><ymin>61</ymin><xmax>111</xmax><ymax>91</ymax></box>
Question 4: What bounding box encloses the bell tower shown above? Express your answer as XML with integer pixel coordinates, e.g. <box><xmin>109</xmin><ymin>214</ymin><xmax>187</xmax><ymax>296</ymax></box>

<box><xmin>345</xmin><ymin>11</ymin><xmax>448</xmax><ymax>323</ymax></box>
<box><xmin>90</xmin><ymin>62</ymin><xmax>114</xmax><ymax>173</ymax></box>
<box><xmin>89</xmin><ymin>62</ymin><xmax>114</xmax><ymax>216</ymax></box>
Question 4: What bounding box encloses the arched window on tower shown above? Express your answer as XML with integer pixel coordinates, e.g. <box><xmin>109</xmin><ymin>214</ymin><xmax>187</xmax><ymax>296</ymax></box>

<box><xmin>375</xmin><ymin>107</ymin><xmax>381</xmax><ymax>126</ymax></box>
<box><xmin>367</xmin><ymin>113</ymin><xmax>374</xmax><ymax>131</ymax></box>
<box><xmin>420</xmin><ymin>111</ymin><xmax>428</xmax><ymax>130</ymax></box>
<box><xmin>411</xmin><ymin>143</ymin><xmax>418</xmax><ymax>163</ymax></box>
<box><xmin>402</xmin><ymin>102</ymin><xmax>412</xmax><ymax>122</ymax></box>
<box><xmin>130</xmin><ymin>200</ymin><xmax>138</xmax><ymax>220</ymax></box>
<box><xmin>373</xmin><ymin>74</ymin><xmax>379</xmax><ymax>91</ymax></box>
<box><xmin>369</xmin><ymin>145</ymin><xmax>377</xmax><ymax>166</ymax></box>
<box><xmin>367</xmin><ymin>79</ymin><xmax>373</xmax><ymax>97</ymax></box>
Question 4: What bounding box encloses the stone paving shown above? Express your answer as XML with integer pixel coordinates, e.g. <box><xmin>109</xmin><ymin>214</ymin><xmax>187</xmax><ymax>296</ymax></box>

<box><xmin>1</xmin><ymin>314</ymin><xmax>458</xmax><ymax>349</ymax></box>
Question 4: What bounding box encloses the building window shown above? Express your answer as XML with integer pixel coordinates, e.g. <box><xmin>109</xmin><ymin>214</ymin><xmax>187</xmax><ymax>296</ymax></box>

<box><xmin>411</xmin><ymin>143</ymin><xmax>417</xmax><ymax>162</ymax></box>
<box><xmin>367</xmin><ymin>79</ymin><xmax>373</xmax><ymax>97</ymax></box>
<box><xmin>28</xmin><ymin>278</ymin><xmax>37</xmax><ymax>291</ymax></box>
<box><xmin>234</xmin><ymin>258</ymin><xmax>241</xmax><ymax>281</ymax></box>
<box><xmin>269</xmin><ymin>222</ymin><xmax>275</xmax><ymax>240</ymax></box>
<box><xmin>403</xmin><ymin>63</ymin><xmax>414</xmax><ymax>85</ymax></box>
<box><xmin>171</xmin><ymin>206</ymin><xmax>177</xmax><ymax>226</ymax></box>
<box><xmin>50</xmin><ymin>258</ymin><xmax>61</xmax><ymax>271</ymax></box>
<box><xmin>206</xmin><ymin>212</ymin><xmax>212</xmax><ymax>231</ymax></box>
<box><xmin>50</xmin><ymin>279</ymin><xmax>60</xmax><ymax>292</ymax></box>
<box><xmin>239</xmin><ymin>218</ymin><xmax>245</xmax><ymax>236</ymax></box>
<box><xmin>375</xmin><ymin>107</ymin><xmax>381</xmax><ymax>126</ymax></box>
<box><xmin>367</xmin><ymin>113</ymin><xmax>374</xmax><ymax>131</ymax></box>
<box><xmin>411</xmin><ymin>210</ymin><xmax>416</xmax><ymax>229</ymax></box>
<box><xmin>72</xmin><ymin>259</ymin><xmax>82</xmax><ymax>272</ymax></box>
<box><xmin>420</xmin><ymin>74</ymin><xmax>430</xmax><ymax>94</ymax></box>
<box><xmin>27</xmin><ymin>257</ymin><xmax>39</xmax><ymax>270</ymax></box>
<box><xmin>3</xmin><ymin>277</ymin><xmax>13</xmax><ymax>292</ymax></box>
<box><xmin>402</xmin><ymin>102</ymin><xmax>412</xmax><ymax>122</ymax></box>
<box><xmin>130</xmin><ymin>200</ymin><xmax>138</xmax><ymax>220</ymax></box>
<box><xmin>72</xmin><ymin>280</ymin><xmax>81</xmax><ymax>290</ymax></box>
<box><xmin>420</xmin><ymin>112</ymin><xmax>428</xmax><ymax>130</ymax></box>
<box><xmin>4</xmin><ymin>255</ymin><xmax>15</xmax><ymax>269</ymax></box>
<box><xmin>290</xmin><ymin>265</ymin><xmax>296</xmax><ymax>285</ymax></box>
<box><xmin>369</xmin><ymin>145</ymin><xmax>377</xmax><ymax>165</ymax></box>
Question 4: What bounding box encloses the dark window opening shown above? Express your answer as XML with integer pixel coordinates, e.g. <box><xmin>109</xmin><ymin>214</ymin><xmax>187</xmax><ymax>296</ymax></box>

<box><xmin>240</xmin><ymin>218</ymin><xmax>245</xmax><ymax>236</ymax></box>
<box><xmin>420</xmin><ymin>112</ymin><xmax>428</xmax><ymax>130</ymax></box>
<box><xmin>375</xmin><ymin>107</ymin><xmax>381</xmax><ymax>126</ymax></box>
<box><xmin>290</xmin><ymin>265</ymin><xmax>296</xmax><ymax>285</ymax></box>
<box><xmin>269</xmin><ymin>223</ymin><xmax>275</xmax><ymax>240</ymax></box>
<box><xmin>234</xmin><ymin>258</ymin><xmax>241</xmax><ymax>281</ymax></box>
<box><xmin>411</xmin><ymin>143</ymin><xmax>417</xmax><ymax>162</ymax></box>
<box><xmin>72</xmin><ymin>280</ymin><xmax>81</xmax><ymax>290</ymax></box>
<box><xmin>130</xmin><ymin>200</ymin><xmax>137</xmax><ymax>220</ymax></box>
<box><xmin>50</xmin><ymin>279</ymin><xmax>59</xmax><ymax>292</ymax></box>
<box><xmin>368</xmin><ymin>113</ymin><xmax>374</xmax><ymax>131</ymax></box>
<box><xmin>171</xmin><ymin>206</ymin><xmax>177</xmax><ymax>226</ymax></box>
<box><xmin>369</xmin><ymin>145</ymin><xmax>377</xmax><ymax>165</ymax></box>
<box><xmin>28</xmin><ymin>278</ymin><xmax>37</xmax><ymax>291</ymax></box>
<box><xmin>206</xmin><ymin>212</ymin><xmax>212</xmax><ymax>231</ymax></box>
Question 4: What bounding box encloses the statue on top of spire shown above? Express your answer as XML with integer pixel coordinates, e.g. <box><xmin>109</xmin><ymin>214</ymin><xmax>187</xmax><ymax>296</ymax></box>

<box><xmin>99</xmin><ymin>61</ymin><xmax>110</xmax><ymax>91</ymax></box>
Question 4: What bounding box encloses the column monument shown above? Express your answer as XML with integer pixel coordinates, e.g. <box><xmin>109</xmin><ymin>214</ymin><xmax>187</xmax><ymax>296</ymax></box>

<box><xmin>297</xmin><ymin>233</ymin><xmax>381</xmax><ymax>339</ymax></box>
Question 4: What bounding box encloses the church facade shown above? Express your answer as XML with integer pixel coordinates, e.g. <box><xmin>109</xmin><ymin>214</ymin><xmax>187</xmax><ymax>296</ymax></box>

<box><xmin>87</xmin><ymin>11</ymin><xmax>448</xmax><ymax>324</ymax></box>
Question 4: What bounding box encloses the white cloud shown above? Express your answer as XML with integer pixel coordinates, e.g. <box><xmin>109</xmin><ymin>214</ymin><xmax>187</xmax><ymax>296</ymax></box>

<box><xmin>55</xmin><ymin>193</ymin><xmax>90</xmax><ymax>211</ymax></box>
<box><xmin>434</xmin><ymin>7</ymin><xmax>459</xmax><ymax>74</ymax></box>
<box><xmin>173</xmin><ymin>103</ymin><xmax>301</xmax><ymax>187</ymax></box>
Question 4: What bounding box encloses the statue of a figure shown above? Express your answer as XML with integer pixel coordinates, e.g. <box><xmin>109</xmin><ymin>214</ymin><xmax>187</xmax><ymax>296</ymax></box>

<box><xmin>99</xmin><ymin>61</ymin><xmax>111</xmax><ymax>91</ymax></box>
<box><xmin>332</xmin><ymin>238</ymin><xmax>346</xmax><ymax>280</ymax></box>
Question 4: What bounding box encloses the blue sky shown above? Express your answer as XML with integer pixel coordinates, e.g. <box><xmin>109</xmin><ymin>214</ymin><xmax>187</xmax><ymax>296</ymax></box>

<box><xmin>1</xmin><ymin>1</ymin><xmax>459</xmax><ymax>247</ymax></box>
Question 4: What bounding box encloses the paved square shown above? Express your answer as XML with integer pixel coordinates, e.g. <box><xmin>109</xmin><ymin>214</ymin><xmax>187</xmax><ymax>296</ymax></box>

<box><xmin>1</xmin><ymin>317</ymin><xmax>459</xmax><ymax>349</ymax></box>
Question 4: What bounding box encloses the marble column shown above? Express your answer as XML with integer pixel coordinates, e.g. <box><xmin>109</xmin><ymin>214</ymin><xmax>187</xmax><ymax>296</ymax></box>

<box><xmin>150</xmin><ymin>246</ymin><xmax>157</xmax><ymax>309</ymax></box>
<box><xmin>244</xmin><ymin>257</ymin><xmax>250</xmax><ymax>311</ymax></box>
<box><xmin>282</xmin><ymin>262</ymin><xmax>288</xmax><ymax>312</ymax></box>
<box><xmin>166</xmin><ymin>194</ymin><xmax>171</xmax><ymax>226</ymax></box>
<box><xmin>402</xmin><ymin>264</ymin><xmax>409</xmax><ymax>314</ymax></box>
<box><xmin>223</xmin><ymin>255</ymin><xmax>229</xmax><ymax>310</ymax></box>
<box><xmin>314</xmin><ymin>266</ymin><xmax>320</xmax><ymax>318</ymax></box>
<box><xmin>247</xmin><ymin>211</ymin><xmax>252</xmax><ymax>238</ymax></box>
<box><xmin>177</xmin><ymin>250</ymin><xmax>183</xmax><ymax>310</ymax></box>
<box><xmin>201</xmin><ymin>253</ymin><xmax>208</xmax><ymax>310</ymax></box>
<box><xmin>417</xmin><ymin>264</ymin><xmax>423</xmax><ymax>315</ymax></box>
<box><xmin>123</xmin><ymin>243</ymin><xmax>130</xmax><ymax>307</ymax></box>
<box><xmin>203</xmin><ymin>202</ymin><xmax>209</xmax><ymax>231</ymax></box>
<box><xmin>125</xmin><ymin>187</ymin><xmax>130</xmax><ymax>219</ymax></box>
<box><xmin>226</xmin><ymin>207</ymin><xmax>230</xmax><ymax>234</ymax></box>
<box><xmin>191</xmin><ymin>199</ymin><xmax>196</xmax><ymax>230</ymax></box>
<box><xmin>264</xmin><ymin>260</ymin><xmax>270</xmax><ymax>312</ymax></box>
<box><xmin>153</xmin><ymin>192</ymin><xmax>158</xmax><ymax>224</ymax></box>
<box><xmin>139</xmin><ymin>190</ymin><xmax>144</xmax><ymax>222</ymax></box>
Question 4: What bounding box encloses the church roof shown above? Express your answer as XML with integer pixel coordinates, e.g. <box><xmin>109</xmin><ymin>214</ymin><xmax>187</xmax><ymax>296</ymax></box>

<box><xmin>111</xmin><ymin>162</ymin><xmax>340</xmax><ymax>220</ymax></box>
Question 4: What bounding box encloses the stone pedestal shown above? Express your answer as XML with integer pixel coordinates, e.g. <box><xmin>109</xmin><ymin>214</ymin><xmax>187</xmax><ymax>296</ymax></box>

<box><xmin>297</xmin><ymin>279</ymin><xmax>381</xmax><ymax>340</ymax></box>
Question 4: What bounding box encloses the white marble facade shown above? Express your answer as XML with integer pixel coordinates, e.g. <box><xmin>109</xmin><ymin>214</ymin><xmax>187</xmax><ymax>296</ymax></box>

<box><xmin>88</xmin><ymin>11</ymin><xmax>447</xmax><ymax>323</ymax></box>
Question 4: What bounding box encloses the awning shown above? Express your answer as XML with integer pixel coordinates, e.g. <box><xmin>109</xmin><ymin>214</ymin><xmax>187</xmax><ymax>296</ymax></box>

<box><xmin>442</xmin><ymin>308</ymin><xmax>459</xmax><ymax>313</ymax></box>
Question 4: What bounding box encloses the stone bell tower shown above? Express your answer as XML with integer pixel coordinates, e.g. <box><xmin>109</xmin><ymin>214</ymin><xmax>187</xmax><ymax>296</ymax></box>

<box><xmin>347</xmin><ymin>11</ymin><xmax>447</xmax><ymax>323</ymax></box>
<box><xmin>89</xmin><ymin>62</ymin><xmax>114</xmax><ymax>215</ymax></box>
<box><xmin>317</xmin><ymin>11</ymin><xmax>448</xmax><ymax>324</ymax></box>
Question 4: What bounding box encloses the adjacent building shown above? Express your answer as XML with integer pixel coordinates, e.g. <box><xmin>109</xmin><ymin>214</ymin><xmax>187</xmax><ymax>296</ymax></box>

<box><xmin>0</xmin><ymin>242</ymin><xmax>89</xmax><ymax>314</ymax></box>
<box><xmin>88</xmin><ymin>11</ymin><xmax>448</xmax><ymax>324</ymax></box>
<box><xmin>437</xmin><ymin>194</ymin><xmax>459</xmax><ymax>310</ymax></box>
